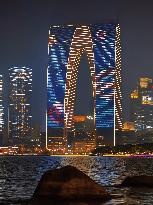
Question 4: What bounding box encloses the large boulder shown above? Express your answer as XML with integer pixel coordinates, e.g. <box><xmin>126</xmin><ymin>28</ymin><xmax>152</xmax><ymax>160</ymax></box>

<box><xmin>121</xmin><ymin>175</ymin><xmax>153</xmax><ymax>187</ymax></box>
<box><xmin>32</xmin><ymin>165</ymin><xmax>110</xmax><ymax>204</ymax></box>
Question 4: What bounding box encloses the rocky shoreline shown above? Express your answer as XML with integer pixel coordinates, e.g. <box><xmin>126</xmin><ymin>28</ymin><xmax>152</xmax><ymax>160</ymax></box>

<box><xmin>31</xmin><ymin>166</ymin><xmax>110</xmax><ymax>205</ymax></box>
<box><xmin>25</xmin><ymin>165</ymin><xmax>153</xmax><ymax>205</ymax></box>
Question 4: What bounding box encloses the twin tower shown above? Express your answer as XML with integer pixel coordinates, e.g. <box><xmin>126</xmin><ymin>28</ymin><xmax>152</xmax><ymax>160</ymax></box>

<box><xmin>47</xmin><ymin>24</ymin><xmax>122</xmax><ymax>151</ymax></box>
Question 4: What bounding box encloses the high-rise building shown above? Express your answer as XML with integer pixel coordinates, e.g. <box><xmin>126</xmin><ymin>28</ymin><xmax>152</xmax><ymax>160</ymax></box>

<box><xmin>0</xmin><ymin>75</ymin><xmax>4</xmax><ymax>145</ymax></box>
<box><xmin>9</xmin><ymin>67</ymin><xmax>32</xmax><ymax>146</ymax></box>
<box><xmin>130</xmin><ymin>89</ymin><xmax>140</xmax><ymax>123</ymax></box>
<box><xmin>47</xmin><ymin>24</ymin><xmax>122</xmax><ymax>152</ymax></box>
<box><xmin>130</xmin><ymin>77</ymin><xmax>153</xmax><ymax>131</ymax></box>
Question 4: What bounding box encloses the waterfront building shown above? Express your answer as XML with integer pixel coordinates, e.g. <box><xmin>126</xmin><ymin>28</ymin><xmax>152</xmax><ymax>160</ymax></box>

<box><xmin>47</xmin><ymin>136</ymin><xmax>66</xmax><ymax>154</ymax></box>
<box><xmin>73</xmin><ymin>115</ymin><xmax>94</xmax><ymax>140</ymax></box>
<box><xmin>0</xmin><ymin>75</ymin><xmax>4</xmax><ymax>145</ymax></box>
<box><xmin>96</xmin><ymin>135</ymin><xmax>105</xmax><ymax>147</ymax></box>
<box><xmin>47</xmin><ymin>24</ymin><xmax>123</xmax><ymax>152</ymax></box>
<box><xmin>67</xmin><ymin>115</ymin><xmax>95</xmax><ymax>151</ymax></box>
<box><xmin>31</xmin><ymin>124</ymin><xmax>41</xmax><ymax>148</ymax></box>
<box><xmin>9</xmin><ymin>67</ymin><xmax>32</xmax><ymax>146</ymax></box>
<box><xmin>73</xmin><ymin>140</ymin><xmax>95</xmax><ymax>155</ymax></box>
<box><xmin>122</xmin><ymin>122</ymin><xmax>135</xmax><ymax>131</ymax></box>
<box><xmin>130</xmin><ymin>77</ymin><xmax>153</xmax><ymax>131</ymax></box>
<box><xmin>136</xmin><ymin>130</ymin><xmax>153</xmax><ymax>144</ymax></box>
<box><xmin>116</xmin><ymin>123</ymin><xmax>137</xmax><ymax>146</ymax></box>
<box><xmin>130</xmin><ymin>89</ymin><xmax>140</xmax><ymax>123</ymax></box>
<box><xmin>0</xmin><ymin>146</ymin><xmax>19</xmax><ymax>155</ymax></box>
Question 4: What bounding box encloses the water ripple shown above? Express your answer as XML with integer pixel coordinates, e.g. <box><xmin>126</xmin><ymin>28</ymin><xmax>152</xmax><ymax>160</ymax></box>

<box><xmin>0</xmin><ymin>156</ymin><xmax>152</xmax><ymax>204</ymax></box>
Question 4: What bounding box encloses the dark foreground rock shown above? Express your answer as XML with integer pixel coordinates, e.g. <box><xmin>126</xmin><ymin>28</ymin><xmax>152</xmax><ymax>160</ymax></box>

<box><xmin>121</xmin><ymin>175</ymin><xmax>153</xmax><ymax>187</ymax></box>
<box><xmin>31</xmin><ymin>165</ymin><xmax>111</xmax><ymax>205</ymax></box>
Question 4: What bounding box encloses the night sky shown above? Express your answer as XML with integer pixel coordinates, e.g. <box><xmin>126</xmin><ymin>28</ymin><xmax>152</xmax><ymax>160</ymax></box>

<box><xmin>1</xmin><ymin>0</ymin><xmax>153</xmax><ymax>131</ymax></box>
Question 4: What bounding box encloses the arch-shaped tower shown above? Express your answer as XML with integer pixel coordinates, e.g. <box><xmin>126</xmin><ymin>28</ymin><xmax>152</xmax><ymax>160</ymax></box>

<box><xmin>47</xmin><ymin>24</ymin><xmax>123</xmax><ymax>152</ymax></box>
<box><xmin>64</xmin><ymin>26</ymin><xmax>96</xmax><ymax>140</ymax></box>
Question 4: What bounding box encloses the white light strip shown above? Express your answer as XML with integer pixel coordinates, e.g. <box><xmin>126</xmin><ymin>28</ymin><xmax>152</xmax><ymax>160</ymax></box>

<box><xmin>114</xmin><ymin>86</ymin><xmax>116</xmax><ymax>146</ymax></box>
<box><xmin>46</xmin><ymin>109</ymin><xmax>48</xmax><ymax>149</ymax></box>
<box><xmin>46</xmin><ymin>66</ymin><xmax>48</xmax><ymax>149</ymax></box>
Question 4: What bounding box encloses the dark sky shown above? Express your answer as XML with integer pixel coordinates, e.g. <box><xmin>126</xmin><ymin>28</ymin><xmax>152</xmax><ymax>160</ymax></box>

<box><xmin>1</xmin><ymin>0</ymin><xmax>153</xmax><ymax>131</ymax></box>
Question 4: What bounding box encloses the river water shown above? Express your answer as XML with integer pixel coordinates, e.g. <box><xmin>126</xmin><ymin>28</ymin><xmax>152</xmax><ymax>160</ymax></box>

<box><xmin>0</xmin><ymin>156</ymin><xmax>153</xmax><ymax>205</ymax></box>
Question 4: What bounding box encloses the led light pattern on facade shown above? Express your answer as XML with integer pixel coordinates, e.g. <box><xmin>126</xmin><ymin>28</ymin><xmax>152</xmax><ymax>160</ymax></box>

<box><xmin>47</xmin><ymin>26</ymin><xmax>75</xmax><ymax>128</ymax></box>
<box><xmin>47</xmin><ymin>24</ymin><xmax>123</xmax><ymax>140</ymax></box>
<box><xmin>0</xmin><ymin>75</ymin><xmax>4</xmax><ymax>132</ymax></box>
<box><xmin>64</xmin><ymin>26</ymin><xmax>96</xmax><ymax>135</ymax></box>
<box><xmin>90</xmin><ymin>25</ymin><xmax>117</xmax><ymax>128</ymax></box>
<box><xmin>9</xmin><ymin>67</ymin><xmax>32</xmax><ymax>144</ymax></box>
<box><xmin>115</xmin><ymin>25</ymin><xmax>123</xmax><ymax>130</ymax></box>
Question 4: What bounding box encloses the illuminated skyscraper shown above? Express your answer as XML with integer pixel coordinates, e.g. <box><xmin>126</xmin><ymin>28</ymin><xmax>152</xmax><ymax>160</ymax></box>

<box><xmin>0</xmin><ymin>75</ymin><xmax>4</xmax><ymax>145</ymax></box>
<box><xmin>47</xmin><ymin>24</ymin><xmax>122</xmax><ymax>150</ymax></box>
<box><xmin>9</xmin><ymin>67</ymin><xmax>32</xmax><ymax>145</ymax></box>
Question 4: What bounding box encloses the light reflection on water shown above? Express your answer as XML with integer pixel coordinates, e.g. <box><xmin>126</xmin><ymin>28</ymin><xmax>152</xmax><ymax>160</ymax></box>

<box><xmin>0</xmin><ymin>156</ymin><xmax>153</xmax><ymax>204</ymax></box>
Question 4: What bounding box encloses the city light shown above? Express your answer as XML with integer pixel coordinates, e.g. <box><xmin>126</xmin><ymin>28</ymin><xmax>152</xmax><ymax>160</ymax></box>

<box><xmin>9</xmin><ymin>67</ymin><xmax>32</xmax><ymax>146</ymax></box>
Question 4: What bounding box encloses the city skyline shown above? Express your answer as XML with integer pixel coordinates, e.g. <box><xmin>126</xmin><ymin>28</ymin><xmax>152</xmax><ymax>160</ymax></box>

<box><xmin>1</xmin><ymin>0</ymin><xmax>153</xmax><ymax>132</ymax></box>
<box><xmin>1</xmin><ymin>2</ymin><xmax>153</xmax><ymax>205</ymax></box>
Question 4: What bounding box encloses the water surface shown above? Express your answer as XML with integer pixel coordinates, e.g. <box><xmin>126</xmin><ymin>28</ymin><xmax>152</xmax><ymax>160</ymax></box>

<box><xmin>0</xmin><ymin>156</ymin><xmax>153</xmax><ymax>204</ymax></box>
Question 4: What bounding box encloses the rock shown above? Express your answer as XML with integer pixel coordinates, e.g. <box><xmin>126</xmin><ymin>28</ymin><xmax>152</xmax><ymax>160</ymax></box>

<box><xmin>32</xmin><ymin>165</ymin><xmax>110</xmax><ymax>204</ymax></box>
<box><xmin>121</xmin><ymin>175</ymin><xmax>153</xmax><ymax>187</ymax></box>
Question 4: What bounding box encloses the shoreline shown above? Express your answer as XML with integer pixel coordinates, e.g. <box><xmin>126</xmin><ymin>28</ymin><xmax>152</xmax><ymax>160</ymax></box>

<box><xmin>0</xmin><ymin>154</ymin><xmax>153</xmax><ymax>158</ymax></box>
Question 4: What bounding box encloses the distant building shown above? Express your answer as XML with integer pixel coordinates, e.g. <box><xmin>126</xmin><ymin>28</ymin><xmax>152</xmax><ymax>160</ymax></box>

<box><xmin>140</xmin><ymin>77</ymin><xmax>152</xmax><ymax>89</ymax></box>
<box><xmin>31</xmin><ymin>124</ymin><xmax>41</xmax><ymax>148</ymax></box>
<box><xmin>32</xmin><ymin>124</ymin><xmax>40</xmax><ymax>139</ymax></box>
<box><xmin>0</xmin><ymin>75</ymin><xmax>4</xmax><ymax>145</ymax></box>
<box><xmin>130</xmin><ymin>77</ymin><xmax>153</xmax><ymax>131</ymax></box>
<box><xmin>96</xmin><ymin>135</ymin><xmax>105</xmax><ymax>147</ymax></box>
<box><xmin>130</xmin><ymin>89</ymin><xmax>140</xmax><ymax>123</ymax></box>
<box><xmin>117</xmin><ymin>131</ymin><xmax>136</xmax><ymax>145</ymax></box>
<box><xmin>70</xmin><ymin>115</ymin><xmax>95</xmax><ymax>152</ymax></box>
<box><xmin>9</xmin><ymin>67</ymin><xmax>32</xmax><ymax>146</ymax></box>
<box><xmin>2</xmin><ymin>126</ymin><xmax>9</xmax><ymax>146</ymax></box>
<box><xmin>39</xmin><ymin>132</ymin><xmax>46</xmax><ymax>149</ymax></box>
<box><xmin>73</xmin><ymin>140</ymin><xmax>95</xmax><ymax>155</ymax></box>
<box><xmin>47</xmin><ymin>136</ymin><xmax>66</xmax><ymax>154</ymax></box>
<box><xmin>123</xmin><ymin>122</ymin><xmax>135</xmax><ymax>131</ymax></box>
<box><xmin>136</xmin><ymin>130</ymin><xmax>153</xmax><ymax>144</ymax></box>
<box><xmin>74</xmin><ymin>115</ymin><xmax>94</xmax><ymax>140</ymax></box>
<box><xmin>0</xmin><ymin>146</ymin><xmax>19</xmax><ymax>155</ymax></box>
<box><xmin>116</xmin><ymin>121</ymin><xmax>136</xmax><ymax>145</ymax></box>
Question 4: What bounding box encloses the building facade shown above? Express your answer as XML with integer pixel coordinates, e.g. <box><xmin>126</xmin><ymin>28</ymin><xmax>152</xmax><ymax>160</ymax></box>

<box><xmin>47</xmin><ymin>24</ymin><xmax>122</xmax><ymax>151</ymax></box>
<box><xmin>130</xmin><ymin>77</ymin><xmax>153</xmax><ymax>131</ymax></box>
<box><xmin>0</xmin><ymin>75</ymin><xmax>4</xmax><ymax>145</ymax></box>
<box><xmin>9</xmin><ymin>67</ymin><xmax>32</xmax><ymax>146</ymax></box>
<box><xmin>73</xmin><ymin>115</ymin><xmax>94</xmax><ymax>140</ymax></box>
